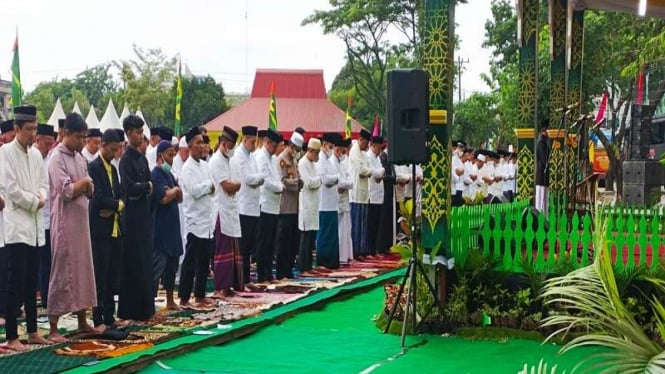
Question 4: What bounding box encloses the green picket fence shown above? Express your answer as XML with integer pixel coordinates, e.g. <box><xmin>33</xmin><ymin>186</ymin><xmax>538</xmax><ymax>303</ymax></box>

<box><xmin>450</xmin><ymin>202</ymin><xmax>665</xmax><ymax>274</ymax></box>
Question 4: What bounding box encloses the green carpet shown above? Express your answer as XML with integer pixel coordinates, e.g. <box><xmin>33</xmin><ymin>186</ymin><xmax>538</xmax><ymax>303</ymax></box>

<box><xmin>0</xmin><ymin>343</ymin><xmax>96</xmax><ymax>374</ymax></box>
<box><xmin>139</xmin><ymin>287</ymin><xmax>599</xmax><ymax>374</ymax></box>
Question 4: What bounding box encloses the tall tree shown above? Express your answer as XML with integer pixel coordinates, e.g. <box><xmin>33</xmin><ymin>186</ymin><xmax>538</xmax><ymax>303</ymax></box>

<box><xmin>74</xmin><ymin>63</ymin><xmax>119</xmax><ymax>112</ymax></box>
<box><xmin>163</xmin><ymin>75</ymin><xmax>229</xmax><ymax>133</ymax></box>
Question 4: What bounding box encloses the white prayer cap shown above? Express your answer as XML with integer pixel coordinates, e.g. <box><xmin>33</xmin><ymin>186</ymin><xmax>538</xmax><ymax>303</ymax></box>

<box><xmin>477</xmin><ymin>154</ymin><xmax>486</xmax><ymax>162</ymax></box>
<box><xmin>179</xmin><ymin>137</ymin><xmax>188</xmax><ymax>149</ymax></box>
<box><xmin>290</xmin><ymin>132</ymin><xmax>304</xmax><ymax>149</ymax></box>
<box><xmin>172</xmin><ymin>136</ymin><xmax>178</xmax><ymax>146</ymax></box>
<box><xmin>307</xmin><ymin>138</ymin><xmax>321</xmax><ymax>150</ymax></box>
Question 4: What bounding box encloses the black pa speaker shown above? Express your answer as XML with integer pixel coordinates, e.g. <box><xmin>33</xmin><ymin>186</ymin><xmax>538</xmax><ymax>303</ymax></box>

<box><xmin>387</xmin><ymin>69</ymin><xmax>429</xmax><ymax>165</ymax></box>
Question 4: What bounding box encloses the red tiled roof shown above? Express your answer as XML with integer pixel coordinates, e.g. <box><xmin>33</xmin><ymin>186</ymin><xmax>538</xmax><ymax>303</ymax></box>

<box><xmin>250</xmin><ymin>69</ymin><xmax>326</xmax><ymax>99</ymax></box>
<box><xmin>204</xmin><ymin>97</ymin><xmax>364</xmax><ymax>137</ymax></box>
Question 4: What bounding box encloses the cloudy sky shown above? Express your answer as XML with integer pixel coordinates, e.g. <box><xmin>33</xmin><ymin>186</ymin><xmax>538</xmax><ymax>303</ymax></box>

<box><xmin>0</xmin><ymin>0</ymin><xmax>493</xmax><ymax>99</ymax></box>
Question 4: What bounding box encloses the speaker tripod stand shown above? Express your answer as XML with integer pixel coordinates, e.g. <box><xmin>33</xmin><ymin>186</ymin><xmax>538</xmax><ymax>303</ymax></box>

<box><xmin>383</xmin><ymin>164</ymin><xmax>440</xmax><ymax>347</ymax></box>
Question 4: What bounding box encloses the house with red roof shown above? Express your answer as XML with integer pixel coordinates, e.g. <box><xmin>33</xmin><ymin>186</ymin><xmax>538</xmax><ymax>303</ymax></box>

<box><xmin>204</xmin><ymin>69</ymin><xmax>364</xmax><ymax>143</ymax></box>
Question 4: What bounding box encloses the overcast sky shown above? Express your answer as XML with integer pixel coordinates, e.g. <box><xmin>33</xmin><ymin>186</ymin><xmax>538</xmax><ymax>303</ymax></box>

<box><xmin>0</xmin><ymin>0</ymin><xmax>493</xmax><ymax>99</ymax></box>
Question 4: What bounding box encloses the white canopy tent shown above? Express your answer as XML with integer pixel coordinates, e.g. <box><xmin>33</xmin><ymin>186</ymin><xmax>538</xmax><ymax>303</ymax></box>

<box><xmin>86</xmin><ymin>105</ymin><xmax>100</xmax><ymax>129</ymax></box>
<box><xmin>119</xmin><ymin>104</ymin><xmax>131</xmax><ymax>123</ymax></box>
<box><xmin>99</xmin><ymin>99</ymin><xmax>122</xmax><ymax>131</ymax></box>
<box><xmin>135</xmin><ymin>108</ymin><xmax>151</xmax><ymax>139</ymax></box>
<box><xmin>47</xmin><ymin>99</ymin><xmax>66</xmax><ymax>130</ymax></box>
<box><xmin>72</xmin><ymin>102</ymin><xmax>82</xmax><ymax>115</ymax></box>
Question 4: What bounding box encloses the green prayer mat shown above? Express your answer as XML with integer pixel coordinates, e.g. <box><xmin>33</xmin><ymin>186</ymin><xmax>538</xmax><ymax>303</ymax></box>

<box><xmin>0</xmin><ymin>343</ymin><xmax>96</xmax><ymax>374</ymax></box>
<box><xmin>139</xmin><ymin>286</ymin><xmax>600</xmax><ymax>374</ymax></box>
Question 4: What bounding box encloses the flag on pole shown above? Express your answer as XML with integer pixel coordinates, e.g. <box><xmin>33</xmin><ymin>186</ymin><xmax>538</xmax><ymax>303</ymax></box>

<box><xmin>344</xmin><ymin>94</ymin><xmax>353</xmax><ymax>139</ymax></box>
<box><xmin>174</xmin><ymin>57</ymin><xmax>183</xmax><ymax>137</ymax></box>
<box><xmin>10</xmin><ymin>30</ymin><xmax>22</xmax><ymax>107</ymax></box>
<box><xmin>595</xmin><ymin>91</ymin><xmax>608</xmax><ymax>126</ymax></box>
<box><xmin>372</xmin><ymin>114</ymin><xmax>380</xmax><ymax>137</ymax></box>
<box><xmin>268</xmin><ymin>81</ymin><xmax>278</xmax><ymax>131</ymax></box>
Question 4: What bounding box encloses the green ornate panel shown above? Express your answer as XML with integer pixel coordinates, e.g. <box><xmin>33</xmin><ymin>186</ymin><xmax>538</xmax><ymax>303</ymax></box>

<box><xmin>421</xmin><ymin>0</ymin><xmax>454</xmax><ymax>250</ymax></box>
<box><xmin>517</xmin><ymin>0</ymin><xmax>539</xmax><ymax>201</ymax></box>
<box><xmin>548</xmin><ymin>0</ymin><xmax>567</xmax><ymax>191</ymax></box>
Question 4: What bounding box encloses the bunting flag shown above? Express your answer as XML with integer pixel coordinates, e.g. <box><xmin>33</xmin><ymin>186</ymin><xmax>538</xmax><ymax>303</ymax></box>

<box><xmin>595</xmin><ymin>91</ymin><xmax>608</xmax><ymax>126</ymax></box>
<box><xmin>174</xmin><ymin>58</ymin><xmax>183</xmax><ymax>137</ymax></box>
<box><xmin>269</xmin><ymin>81</ymin><xmax>278</xmax><ymax>131</ymax></box>
<box><xmin>10</xmin><ymin>31</ymin><xmax>22</xmax><ymax>107</ymax></box>
<box><xmin>344</xmin><ymin>94</ymin><xmax>353</xmax><ymax>139</ymax></box>
<box><xmin>372</xmin><ymin>114</ymin><xmax>380</xmax><ymax>137</ymax></box>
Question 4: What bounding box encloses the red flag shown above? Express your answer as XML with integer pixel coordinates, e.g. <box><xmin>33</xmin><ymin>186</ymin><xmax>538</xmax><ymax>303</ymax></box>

<box><xmin>372</xmin><ymin>115</ymin><xmax>380</xmax><ymax>137</ymax></box>
<box><xmin>595</xmin><ymin>91</ymin><xmax>608</xmax><ymax>126</ymax></box>
<box><xmin>636</xmin><ymin>71</ymin><xmax>644</xmax><ymax>105</ymax></box>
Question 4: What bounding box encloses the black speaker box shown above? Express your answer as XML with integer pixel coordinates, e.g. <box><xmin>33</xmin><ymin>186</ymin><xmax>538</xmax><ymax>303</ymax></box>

<box><xmin>387</xmin><ymin>69</ymin><xmax>429</xmax><ymax>165</ymax></box>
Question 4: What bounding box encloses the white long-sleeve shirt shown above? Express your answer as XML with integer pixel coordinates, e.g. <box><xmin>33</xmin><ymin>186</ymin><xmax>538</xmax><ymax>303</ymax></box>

<box><xmin>298</xmin><ymin>156</ymin><xmax>322</xmax><ymax>231</ymax></box>
<box><xmin>209</xmin><ymin>151</ymin><xmax>241</xmax><ymax>238</ymax></box>
<box><xmin>333</xmin><ymin>155</ymin><xmax>353</xmax><ymax>213</ymax></box>
<box><xmin>172</xmin><ymin>153</ymin><xmax>186</xmax><ymax>179</ymax></box>
<box><xmin>255</xmin><ymin>146</ymin><xmax>283</xmax><ymax>215</ymax></box>
<box><xmin>317</xmin><ymin>151</ymin><xmax>339</xmax><ymax>212</ymax></box>
<box><xmin>230</xmin><ymin>144</ymin><xmax>264</xmax><ymax>217</ymax></box>
<box><xmin>0</xmin><ymin>140</ymin><xmax>48</xmax><ymax>247</ymax></box>
<box><xmin>451</xmin><ymin>153</ymin><xmax>465</xmax><ymax>192</ymax></box>
<box><xmin>349</xmin><ymin>143</ymin><xmax>373</xmax><ymax>204</ymax></box>
<box><xmin>366</xmin><ymin>150</ymin><xmax>385</xmax><ymax>205</ymax></box>
<box><xmin>146</xmin><ymin>144</ymin><xmax>157</xmax><ymax>172</ymax></box>
<box><xmin>181</xmin><ymin>156</ymin><xmax>214</xmax><ymax>239</ymax></box>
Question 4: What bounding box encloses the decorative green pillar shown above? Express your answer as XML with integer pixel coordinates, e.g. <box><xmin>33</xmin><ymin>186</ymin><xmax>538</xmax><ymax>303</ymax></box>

<box><xmin>516</xmin><ymin>0</ymin><xmax>539</xmax><ymax>202</ymax></box>
<box><xmin>421</xmin><ymin>0</ymin><xmax>454</xmax><ymax>251</ymax></box>
<box><xmin>565</xmin><ymin>7</ymin><xmax>585</xmax><ymax>188</ymax></box>
<box><xmin>548</xmin><ymin>0</ymin><xmax>567</xmax><ymax>194</ymax></box>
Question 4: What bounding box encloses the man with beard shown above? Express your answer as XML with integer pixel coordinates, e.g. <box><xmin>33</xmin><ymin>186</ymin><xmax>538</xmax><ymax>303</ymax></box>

<box><xmin>88</xmin><ymin>129</ymin><xmax>125</xmax><ymax>329</ymax></box>
<box><xmin>1</xmin><ymin>106</ymin><xmax>51</xmax><ymax>350</ymax></box>
<box><xmin>151</xmin><ymin>140</ymin><xmax>183</xmax><ymax>310</ymax></box>
<box><xmin>274</xmin><ymin>132</ymin><xmax>304</xmax><ymax>280</ymax></box>
<box><xmin>230</xmin><ymin>126</ymin><xmax>263</xmax><ymax>286</ymax></box>
<box><xmin>118</xmin><ymin>115</ymin><xmax>155</xmax><ymax>321</ymax></box>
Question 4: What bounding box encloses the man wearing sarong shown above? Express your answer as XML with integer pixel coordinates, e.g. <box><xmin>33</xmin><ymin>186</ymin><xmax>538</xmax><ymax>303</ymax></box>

<box><xmin>118</xmin><ymin>115</ymin><xmax>155</xmax><ymax>321</ymax></box>
<box><xmin>210</xmin><ymin>127</ymin><xmax>244</xmax><ymax>297</ymax></box>
<box><xmin>0</xmin><ymin>121</ymin><xmax>8</xmax><ymax>324</ymax></box>
<box><xmin>230</xmin><ymin>126</ymin><xmax>263</xmax><ymax>286</ymax></box>
<box><xmin>366</xmin><ymin>136</ymin><xmax>386</xmax><ymax>257</ymax></box>
<box><xmin>333</xmin><ymin>137</ymin><xmax>353</xmax><ymax>264</ymax></box>
<box><xmin>180</xmin><ymin>126</ymin><xmax>215</xmax><ymax>307</ymax></box>
<box><xmin>151</xmin><ymin>140</ymin><xmax>183</xmax><ymax>310</ymax></box>
<box><xmin>298</xmin><ymin>138</ymin><xmax>322</xmax><ymax>275</ymax></box>
<box><xmin>274</xmin><ymin>132</ymin><xmax>304</xmax><ymax>280</ymax></box>
<box><xmin>34</xmin><ymin>124</ymin><xmax>55</xmax><ymax>309</ymax></box>
<box><xmin>316</xmin><ymin>133</ymin><xmax>340</xmax><ymax>269</ymax></box>
<box><xmin>88</xmin><ymin>129</ymin><xmax>125</xmax><ymax>329</ymax></box>
<box><xmin>255</xmin><ymin>129</ymin><xmax>284</xmax><ymax>283</ymax></box>
<box><xmin>1</xmin><ymin>106</ymin><xmax>52</xmax><ymax>350</ymax></box>
<box><xmin>349</xmin><ymin>129</ymin><xmax>373</xmax><ymax>260</ymax></box>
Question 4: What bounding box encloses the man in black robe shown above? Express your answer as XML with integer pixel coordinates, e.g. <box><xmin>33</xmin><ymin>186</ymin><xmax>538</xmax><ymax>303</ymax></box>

<box><xmin>376</xmin><ymin>142</ymin><xmax>397</xmax><ymax>254</ymax></box>
<box><xmin>118</xmin><ymin>115</ymin><xmax>154</xmax><ymax>321</ymax></box>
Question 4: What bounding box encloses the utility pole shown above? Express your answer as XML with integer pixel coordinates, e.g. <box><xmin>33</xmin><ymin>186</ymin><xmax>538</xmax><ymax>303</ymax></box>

<box><xmin>456</xmin><ymin>56</ymin><xmax>469</xmax><ymax>102</ymax></box>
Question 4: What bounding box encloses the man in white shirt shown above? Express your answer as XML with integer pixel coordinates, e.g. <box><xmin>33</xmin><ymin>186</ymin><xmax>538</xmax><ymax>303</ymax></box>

<box><xmin>451</xmin><ymin>140</ymin><xmax>466</xmax><ymax>207</ymax></box>
<box><xmin>210</xmin><ymin>126</ymin><xmax>244</xmax><ymax>297</ymax></box>
<box><xmin>298</xmin><ymin>138</ymin><xmax>322</xmax><ymax>275</ymax></box>
<box><xmin>487</xmin><ymin>151</ymin><xmax>503</xmax><ymax>203</ymax></box>
<box><xmin>145</xmin><ymin>127</ymin><xmax>163</xmax><ymax>171</ymax></box>
<box><xmin>366</xmin><ymin>136</ymin><xmax>386</xmax><ymax>257</ymax></box>
<box><xmin>0</xmin><ymin>120</ymin><xmax>11</xmax><ymax>330</ymax></box>
<box><xmin>35</xmin><ymin>124</ymin><xmax>55</xmax><ymax>309</ymax></box>
<box><xmin>1</xmin><ymin>106</ymin><xmax>51</xmax><ymax>350</ymax></box>
<box><xmin>333</xmin><ymin>137</ymin><xmax>353</xmax><ymax>264</ymax></box>
<box><xmin>349</xmin><ymin>129</ymin><xmax>373</xmax><ymax>259</ymax></box>
<box><xmin>316</xmin><ymin>133</ymin><xmax>340</xmax><ymax>270</ymax></box>
<box><xmin>255</xmin><ymin>129</ymin><xmax>284</xmax><ymax>283</ymax></box>
<box><xmin>462</xmin><ymin>148</ymin><xmax>477</xmax><ymax>200</ymax></box>
<box><xmin>230</xmin><ymin>126</ymin><xmax>263</xmax><ymax>286</ymax></box>
<box><xmin>179</xmin><ymin>126</ymin><xmax>215</xmax><ymax>307</ymax></box>
<box><xmin>504</xmin><ymin>151</ymin><xmax>516</xmax><ymax>202</ymax></box>
<box><xmin>172</xmin><ymin>136</ymin><xmax>189</xmax><ymax>179</ymax></box>
<box><xmin>81</xmin><ymin>128</ymin><xmax>102</xmax><ymax>163</ymax></box>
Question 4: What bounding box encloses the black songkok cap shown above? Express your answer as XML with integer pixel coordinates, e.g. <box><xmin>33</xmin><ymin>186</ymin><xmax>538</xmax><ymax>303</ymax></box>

<box><xmin>242</xmin><ymin>125</ymin><xmax>258</xmax><ymax>136</ymax></box>
<box><xmin>340</xmin><ymin>138</ymin><xmax>352</xmax><ymax>147</ymax></box>
<box><xmin>185</xmin><ymin>126</ymin><xmax>202</xmax><ymax>144</ymax></box>
<box><xmin>321</xmin><ymin>132</ymin><xmax>339</xmax><ymax>144</ymax></box>
<box><xmin>37</xmin><ymin>124</ymin><xmax>55</xmax><ymax>137</ymax></box>
<box><xmin>64</xmin><ymin>113</ymin><xmax>88</xmax><ymax>133</ymax></box>
<box><xmin>359</xmin><ymin>129</ymin><xmax>371</xmax><ymax>141</ymax></box>
<box><xmin>1</xmin><ymin>120</ymin><xmax>14</xmax><ymax>134</ymax></box>
<box><xmin>13</xmin><ymin>105</ymin><xmax>37</xmax><ymax>121</ymax></box>
<box><xmin>203</xmin><ymin>135</ymin><xmax>210</xmax><ymax>144</ymax></box>
<box><xmin>221</xmin><ymin>126</ymin><xmax>239</xmax><ymax>144</ymax></box>
<box><xmin>86</xmin><ymin>128</ymin><xmax>103</xmax><ymax>138</ymax></box>
<box><xmin>114</xmin><ymin>129</ymin><xmax>125</xmax><ymax>141</ymax></box>
<box><xmin>150</xmin><ymin>127</ymin><xmax>161</xmax><ymax>137</ymax></box>
<box><xmin>294</xmin><ymin>127</ymin><xmax>306</xmax><ymax>136</ymax></box>
<box><xmin>58</xmin><ymin>118</ymin><xmax>65</xmax><ymax>129</ymax></box>
<box><xmin>102</xmin><ymin>129</ymin><xmax>122</xmax><ymax>143</ymax></box>
<box><xmin>161</xmin><ymin>127</ymin><xmax>174</xmax><ymax>141</ymax></box>
<box><xmin>265</xmin><ymin>129</ymin><xmax>283</xmax><ymax>143</ymax></box>
<box><xmin>371</xmin><ymin>136</ymin><xmax>384</xmax><ymax>144</ymax></box>
<box><xmin>258</xmin><ymin>129</ymin><xmax>268</xmax><ymax>138</ymax></box>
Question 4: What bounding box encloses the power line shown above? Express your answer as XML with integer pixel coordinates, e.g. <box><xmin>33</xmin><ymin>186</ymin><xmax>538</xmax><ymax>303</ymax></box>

<box><xmin>456</xmin><ymin>56</ymin><xmax>470</xmax><ymax>102</ymax></box>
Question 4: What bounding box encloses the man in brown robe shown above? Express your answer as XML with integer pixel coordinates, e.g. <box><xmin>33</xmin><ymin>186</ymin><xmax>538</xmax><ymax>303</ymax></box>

<box><xmin>47</xmin><ymin>113</ymin><xmax>100</xmax><ymax>342</ymax></box>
